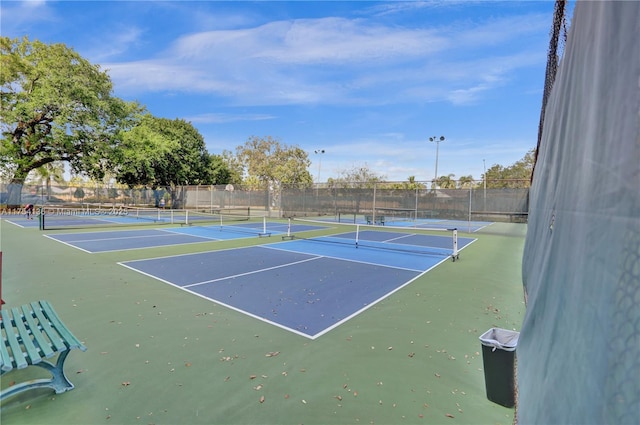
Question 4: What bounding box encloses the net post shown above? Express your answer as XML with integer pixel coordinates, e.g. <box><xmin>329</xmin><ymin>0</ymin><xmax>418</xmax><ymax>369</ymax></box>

<box><xmin>38</xmin><ymin>207</ymin><xmax>44</xmax><ymax>230</ymax></box>
<box><xmin>355</xmin><ymin>224</ymin><xmax>360</xmax><ymax>248</ymax></box>
<box><xmin>185</xmin><ymin>210</ymin><xmax>190</xmax><ymax>226</ymax></box>
<box><xmin>452</xmin><ymin>228</ymin><xmax>459</xmax><ymax>261</ymax></box>
<box><xmin>263</xmin><ymin>217</ymin><xmax>266</xmax><ymax>234</ymax></box>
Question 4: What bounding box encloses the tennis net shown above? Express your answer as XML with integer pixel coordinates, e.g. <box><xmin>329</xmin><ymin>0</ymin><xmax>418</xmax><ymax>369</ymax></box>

<box><xmin>336</xmin><ymin>208</ymin><xmax>418</xmax><ymax>224</ymax></box>
<box><xmin>286</xmin><ymin>218</ymin><xmax>460</xmax><ymax>261</ymax></box>
<box><xmin>184</xmin><ymin>211</ymin><xmax>272</xmax><ymax>237</ymax></box>
<box><xmin>39</xmin><ymin>206</ymin><xmax>252</xmax><ymax>230</ymax></box>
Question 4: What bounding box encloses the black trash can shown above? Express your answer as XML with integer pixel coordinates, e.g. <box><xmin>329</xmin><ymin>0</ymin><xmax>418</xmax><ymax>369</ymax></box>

<box><xmin>479</xmin><ymin>328</ymin><xmax>519</xmax><ymax>408</ymax></box>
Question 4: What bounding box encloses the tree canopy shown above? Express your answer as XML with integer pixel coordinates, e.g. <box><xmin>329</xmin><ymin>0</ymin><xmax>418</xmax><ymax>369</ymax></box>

<box><xmin>235</xmin><ymin>136</ymin><xmax>313</xmax><ymax>189</ymax></box>
<box><xmin>484</xmin><ymin>148</ymin><xmax>535</xmax><ymax>188</ymax></box>
<box><xmin>328</xmin><ymin>164</ymin><xmax>386</xmax><ymax>188</ymax></box>
<box><xmin>112</xmin><ymin>114</ymin><xmax>230</xmax><ymax>205</ymax></box>
<box><xmin>0</xmin><ymin>36</ymin><xmax>140</xmax><ymax>205</ymax></box>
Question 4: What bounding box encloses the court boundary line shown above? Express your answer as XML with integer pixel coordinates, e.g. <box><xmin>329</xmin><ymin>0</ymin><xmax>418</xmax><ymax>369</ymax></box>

<box><xmin>183</xmin><ymin>256</ymin><xmax>323</xmax><ymax>288</ymax></box>
<box><xmin>43</xmin><ymin>234</ymin><xmax>95</xmax><ymax>254</ymax></box>
<box><xmin>2</xmin><ymin>219</ymin><xmax>32</xmax><ymax>229</ymax></box>
<box><xmin>43</xmin><ymin>229</ymin><xmax>223</xmax><ymax>254</ymax></box>
<box><xmin>47</xmin><ymin>231</ymin><xmax>213</xmax><ymax>244</ymax></box>
<box><xmin>261</xmin><ymin>244</ymin><xmax>427</xmax><ymax>273</ymax></box>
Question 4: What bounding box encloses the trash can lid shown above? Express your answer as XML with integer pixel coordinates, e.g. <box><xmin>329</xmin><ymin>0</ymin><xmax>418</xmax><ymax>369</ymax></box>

<box><xmin>479</xmin><ymin>328</ymin><xmax>520</xmax><ymax>351</ymax></box>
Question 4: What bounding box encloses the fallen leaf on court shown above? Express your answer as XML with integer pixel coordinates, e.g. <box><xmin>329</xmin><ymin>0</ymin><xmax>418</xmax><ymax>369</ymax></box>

<box><xmin>224</xmin><ymin>376</ymin><xmax>230</xmax><ymax>382</ymax></box>
<box><xmin>185</xmin><ymin>362</ymin><xmax>192</xmax><ymax>367</ymax></box>
<box><xmin>388</xmin><ymin>346</ymin><xmax>393</xmax><ymax>350</ymax></box>
<box><xmin>301</xmin><ymin>399</ymin><xmax>307</xmax><ymax>404</ymax></box>
<box><xmin>445</xmin><ymin>413</ymin><xmax>455</xmax><ymax>418</ymax></box>
<box><xmin>254</xmin><ymin>384</ymin><xmax>263</xmax><ymax>390</ymax></box>
<box><xmin>353</xmin><ymin>391</ymin><xmax>358</xmax><ymax>397</ymax></box>
<box><xmin>259</xmin><ymin>395</ymin><xmax>265</xmax><ymax>403</ymax></box>
<box><xmin>435</xmin><ymin>373</ymin><xmax>441</xmax><ymax>378</ymax></box>
<box><xmin>249</xmin><ymin>375</ymin><xmax>257</xmax><ymax>380</ymax></box>
<box><xmin>284</xmin><ymin>394</ymin><xmax>290</xmax><ymax>399</ymax></box>
<box><xmin>121</xmin><ymin>381</ymin><xmax>131</xmax><ymax>386</ymax></box>
<box><xmin>265</xmin><ymin>351</ymin><xmax>280</xmax><ymax>357</ymax></box>
<box><xmin>334</xmin><ymin>395</ymin><xmax>342</xmax><ymax>401</ymax></box>
<box><xmin>408</xmin><ymin>352</ymin><xmax>415</xmax><ymax>358</ymax></box>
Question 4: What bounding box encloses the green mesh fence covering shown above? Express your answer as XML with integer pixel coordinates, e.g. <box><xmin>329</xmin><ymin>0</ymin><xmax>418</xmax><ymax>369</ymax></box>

<box><xmin>519</xmin><ymin>2</ymin><xmax>639</xmax><ymax>423</ymax></box>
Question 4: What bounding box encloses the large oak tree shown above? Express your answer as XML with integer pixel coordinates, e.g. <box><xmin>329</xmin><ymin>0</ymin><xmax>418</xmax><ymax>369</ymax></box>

<box><xmin>0</xmin><ymin>36</ymin><xmax>139</xmax><ymax>206</ymax></box>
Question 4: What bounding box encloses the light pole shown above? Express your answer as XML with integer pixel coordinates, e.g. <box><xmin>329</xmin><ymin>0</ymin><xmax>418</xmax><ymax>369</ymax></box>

<box><xmin>429</xmin><ymin>136</ymin><xmax>445</xmax><ymax>189</ymax></box>
<box><xmin>314</xmin><ymin>149</ymin><xmax>325</xmax><ymax>196</ymax></box>
<box><xmin>483</xmin><ymin>159</ymin><xmax>487</xmax><ymax>211</ymax></box>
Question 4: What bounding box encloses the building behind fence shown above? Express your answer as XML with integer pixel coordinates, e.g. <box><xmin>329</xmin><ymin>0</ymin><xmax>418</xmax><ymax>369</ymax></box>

<box><xmin>0</xmin><ymin>181</ymin><xmax>529</xmax><ymax>223</ymax></box>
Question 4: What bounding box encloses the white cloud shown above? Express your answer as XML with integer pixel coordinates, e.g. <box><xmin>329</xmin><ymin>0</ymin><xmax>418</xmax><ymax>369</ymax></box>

<box><xmin>101</xmin><ymin>10</ymin><xmax>548</xmax><ymax>108</ymax></box>
<box><xmin>91</xmin><ymin>26</ymin><xmax>144</xmax><ymax>61</ymax></box>
<box><xmin>0</xmin><ymin>0</ymin><xmax>56</xmax><ymax>34</ymax></box>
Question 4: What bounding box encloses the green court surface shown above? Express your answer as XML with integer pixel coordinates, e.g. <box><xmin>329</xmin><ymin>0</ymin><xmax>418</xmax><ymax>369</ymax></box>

<box><xmin>0</xmin><ymin>219</ymin><xmax>525</xmax><ymax>425</ymax></box>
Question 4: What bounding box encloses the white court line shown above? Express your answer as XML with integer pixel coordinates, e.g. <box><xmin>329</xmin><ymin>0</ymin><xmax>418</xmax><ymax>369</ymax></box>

<box><xmin>183</xmin><ymin>256</ymin><xmax>323</xmax><ymax>288</ymax></box>
<box><xmin>43</xmin><ymin>234</ymin><xmax>94</xmax><ymax>253</ymax></box>
<box><xmin>261</xmin><ymin>243</ymin><xmax>426</xmax><ymax>273</ymax></box>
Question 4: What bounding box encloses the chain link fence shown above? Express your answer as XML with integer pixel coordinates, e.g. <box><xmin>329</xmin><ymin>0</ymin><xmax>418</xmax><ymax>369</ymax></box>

<box><xmin>1</xmin><ymin>181</ymin><xmax>529</xmax><ymax>223</ymax></box>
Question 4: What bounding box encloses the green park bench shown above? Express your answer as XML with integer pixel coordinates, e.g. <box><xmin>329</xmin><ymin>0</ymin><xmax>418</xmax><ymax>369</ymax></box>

<box><xmin>1</xmin><ymin>300</ymin><xmax>87</xmax><ymax>403</ymax></box>
<box><xmin>364</xmin><ymin>215</ymin><xmax>385</xmax><ymax>225</ymax></box>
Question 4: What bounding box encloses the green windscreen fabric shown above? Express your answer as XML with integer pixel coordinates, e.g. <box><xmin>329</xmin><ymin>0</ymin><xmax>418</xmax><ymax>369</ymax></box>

<box><xmin>518</xmin><ymin>1</ymin><xmax>639</xmax><ymax>424</ymax></box>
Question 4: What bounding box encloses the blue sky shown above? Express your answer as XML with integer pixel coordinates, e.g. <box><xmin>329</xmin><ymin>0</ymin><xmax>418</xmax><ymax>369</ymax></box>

<box><xmin>2</xmin><ymin>0</ymin><xmax>566</xmax><ymax>183</ymax></box>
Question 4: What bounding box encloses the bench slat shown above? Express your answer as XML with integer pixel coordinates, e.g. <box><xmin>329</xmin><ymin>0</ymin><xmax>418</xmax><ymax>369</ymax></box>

<box><xmin>39</xmin><ymin>301</ymin><xmax>86</xmax><ymax>351</ymax></box>
<box><xmin>0</xmin><ymin>315</ymin><xmax>13</xmax><ymax>372</ymax></box>
<box><xmin>29</xmin><ymin>302</ymin><xmax>67</xmax><ymax>353</ymax></box>
<box><xmin>10</xmin><ymin>307</ymin><xmax>42</xmax><ymax>366</ymax></box>
<box><xmin>20</xmin><ymin>304</ymin><xmax>55</xmax><ymax>359</ymax></box>
<box><xmin>1</xmin><ymin>309</ymin><xmax>28</xmax><ymax>370</ymax></box>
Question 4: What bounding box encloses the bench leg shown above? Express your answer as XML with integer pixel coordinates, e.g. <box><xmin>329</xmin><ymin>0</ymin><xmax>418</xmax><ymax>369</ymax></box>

<box><xmin>0</xmin><ymin>350</ymin><xmax>75</xmax><ymax>402</ymax></box>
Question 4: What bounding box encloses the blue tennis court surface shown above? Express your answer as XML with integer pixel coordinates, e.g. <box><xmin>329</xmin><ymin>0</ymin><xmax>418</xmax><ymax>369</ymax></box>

<box><xmin>120</xmin><ymin>231</ymin><xmax>476</xmax><ymax>339</ymax></box>
<box><xmin>45</xmin><ymin>222</ymin><xmax>325</xmax><ymax>253</ymax></box>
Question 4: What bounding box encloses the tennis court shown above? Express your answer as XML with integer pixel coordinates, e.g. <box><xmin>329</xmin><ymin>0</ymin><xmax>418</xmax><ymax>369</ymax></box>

<box><xmin>44</xmin><ymin>220</ymin><xmax>326</xmax><ymax>253</ymax></box>
<box><xmin>1</xmin><ymin>213</ymin><xmax>525</xmax><ymax>424</ymax></box>
<box><xmin>120</xmin><ymin>229</ymin><xmax>475</xmax><ymax>339</ymax></box>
